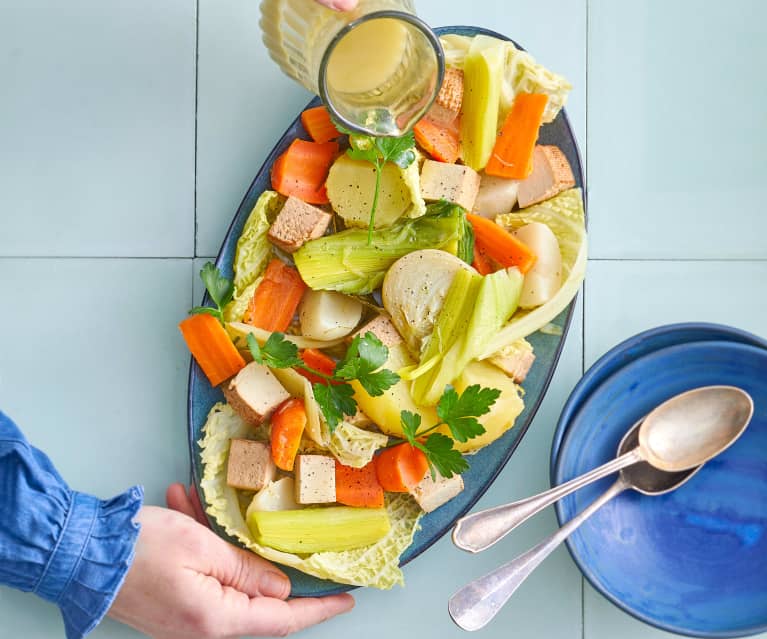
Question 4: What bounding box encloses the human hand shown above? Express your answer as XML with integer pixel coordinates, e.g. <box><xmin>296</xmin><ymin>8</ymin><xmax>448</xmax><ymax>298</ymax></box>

<box><xmin>108</xmin><ymin>484</ymin><xmax>355</xmax><ymax>638</ymax></box>
<box><xmin>314</xmin><ymin>0</ymin><xmax>359</xmax><ymax>10</ymax></box>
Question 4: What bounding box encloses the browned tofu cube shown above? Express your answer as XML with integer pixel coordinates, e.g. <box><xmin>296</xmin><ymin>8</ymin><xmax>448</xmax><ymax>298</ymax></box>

<box><xmin>349</xmin><ymin>314</ymin><xmax>402</xmax><ymax>348</ymax></box>
<box><xmin>222</xmin><ymin>361</ymin><xmax>291</xmax><ymax>426</ymax></box>
<box><xmin>226</xmin><ymin>439</ymin><xmax>276</xmax><ymax>491</ymax></box>
<box><xmin>420</xmin><ymin>160</ymin><xmax>481</xmax><ymax>212</ymax></box>
<box><xmin>411</xmin><ymin>471</ymin><xmax>464</xmax><ymax>513</ymax></box>
<box><xmin>294</xmin><ymin>455</ymin><xmax>336</xmax><ymax>504</ymax></box>
<box><xmin>516</xmin><ymin>145</ymin><xmax>575</xmax><ymax>208</ymax></box>
<box><xmin>267</xmin><ymin>195</ymin><xmax>332</xmax><ymax>253</ymax></box>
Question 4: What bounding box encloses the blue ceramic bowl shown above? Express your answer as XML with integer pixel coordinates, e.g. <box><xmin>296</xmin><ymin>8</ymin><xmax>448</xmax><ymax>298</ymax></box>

<box><xmin>552</xmin><ymin>338</ymin><xmax>767</xmax><ymax>637</ymax></box>
<box><xmin>187</xmin><ymin>25</ymin><xmax>585</xmax><ymax>596</ymax></box>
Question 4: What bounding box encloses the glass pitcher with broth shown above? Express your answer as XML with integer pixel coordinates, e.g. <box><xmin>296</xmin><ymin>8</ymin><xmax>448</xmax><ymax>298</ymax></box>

<box><xmin>260</xmin><ymin>0</ymin><xmax>444</xmax><ymax>136</ymax></box>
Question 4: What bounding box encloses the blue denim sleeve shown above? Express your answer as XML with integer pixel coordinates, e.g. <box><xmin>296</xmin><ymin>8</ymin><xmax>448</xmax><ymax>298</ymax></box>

<box><xmin>0</xmin><ymin>411</ymin><xmax>143</xmax><ymax>639</ymax></box>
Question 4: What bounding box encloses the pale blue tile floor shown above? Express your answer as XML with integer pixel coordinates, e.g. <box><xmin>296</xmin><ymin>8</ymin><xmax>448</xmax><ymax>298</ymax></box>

<box><xmin>1</xmin><ymin>0</ymin><xmax>765</xmax><ymax>637</ymax></box>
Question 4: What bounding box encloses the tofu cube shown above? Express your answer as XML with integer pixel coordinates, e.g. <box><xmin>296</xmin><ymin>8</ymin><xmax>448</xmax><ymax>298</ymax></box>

<box><xmin>222</xmin><ymin>361</ymin><xmax>290</xmax><ymax>425</ymax></box>
<box><xmin>226</xmin><ymin>439</ymin><xmax>276</xmax><ymax>491</ymax></box>
<box><xmin>420</xmin><ymin>160</ymin><xmax>481</xmax><ymax>212</ymax></box>
<box><xmin>516</xmin><ymin>145</ymin><xmax>575</xmax><ymax>208</ymax></box>
<box><xmin>411</xmin><ymin>471</ymin><xmax>464</xmax><ymax>513</ymax></box>
<box><xmin>349</xmin><ymin>314</ymin><xmax>402</xmax><ymax>348</ymax></box>
<box><xmin>294</xmin><ymin>455</ymin><xmax>336</xmax><ymax>504</ymax></box>
<box><xmin>267</xmin><ymin>195</ymin><xmax>332</xmax><ymax>253</ymax></box>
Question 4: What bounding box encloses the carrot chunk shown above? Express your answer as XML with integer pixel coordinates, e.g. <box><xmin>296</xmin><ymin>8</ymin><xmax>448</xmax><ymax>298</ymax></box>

<box><xmin>335</xmin><ymin>460</ymin><xmax>385</xmax><ymax>508</ymax></box>
<box><xmin>179</xmin><ymin>313</ymin><xmax>246</xmax><ymax>387</ymax></box>
<box><xmin>467</xmin><ymin>213</ymin><xmax>537</xmax><ymax>274</ymax></box>
<box><xmin>485</xmin><ymin>93</ymin><xmax>548</xmax><ymax>180</ymax></box>
<box><xmin>271</xmin><ymin>139</ymin><xmax>339</xmax><ymax>204</ymax></box>
<box><xmin>375</xmin><ymin>443</ymin><xmax>429</xmax><ymax>493</ymax></box>
<box><xmin>244</xmin><ymin>258</ymin><xmax>307</xmax><ymax>332</ymax></box>
<box><xmin>414</xmin><ymin>116</ymin><xmax>461</xmax><ymax>164</ymax></box>
<box><xmin>270</xmin><ymin>398</ymin><xmax>307</xmax><ymax>472</ymax></box>
<box><xmin>300</xmin><ymin>106</ymin><xmax>341</xmax><ymax>144</ymax></box>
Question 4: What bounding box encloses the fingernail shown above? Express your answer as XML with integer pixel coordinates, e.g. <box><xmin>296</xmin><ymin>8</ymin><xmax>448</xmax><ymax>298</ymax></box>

<box><xmin>259</xmin><ymin>571</ymin><xmax>290</xmax><ymax>599</ymax></box>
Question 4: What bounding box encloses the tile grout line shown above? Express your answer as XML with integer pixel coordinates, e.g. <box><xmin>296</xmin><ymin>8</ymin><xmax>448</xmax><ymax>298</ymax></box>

<box><xmin>582</xmin><ymin>0</ymin><xmax>589</xmax><ymax>636</ymax></box>
<box><xmin>193</xmin><ymin>0</ymin><xmax>200</xmax><ymax>258</ymax></box>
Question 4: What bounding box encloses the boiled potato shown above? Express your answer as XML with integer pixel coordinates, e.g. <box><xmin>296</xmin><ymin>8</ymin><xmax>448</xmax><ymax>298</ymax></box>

<box><xmin>512</xmin><ymin>222</ymin><xmax>562</xmax><ymax>309</ymax></box>
<box><xmin>299</xmin><ymin>289</ymin><xmax>363</xmax><ymax>340</ymax></box>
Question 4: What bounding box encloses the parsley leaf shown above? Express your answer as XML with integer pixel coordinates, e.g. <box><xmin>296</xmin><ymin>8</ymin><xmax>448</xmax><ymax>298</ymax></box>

<box><xmin>437</xmin><ymin>384</ymin><xmax>498</xmax><ymax>443</ymax></box>
<box><xmin>420</xmin><ymin>433</ymin><xmax>469</xmax><ymax>479</ymax></box>
<box><xmin>247</xmin><ymin>333</ymin><xmax>302</xmax><ymax>369</ymax></box>
<box><xmin>334</xmin><ymin>332</ymin><xmax>400</xmax><ymax>397</ymax></box>
<box><xmin>340</xmin><ymin>130</ymin><xmax>416</xmax><ymax>244</ymax></box>
<box><xmin>313</xmin><ymin>382</ymin><xmax>357</xmax><ymax>432</ymax></box>
<box><xmin>400</xmin><ymin>410</ymin><xmax>422</xmax><ymax>447</ymax></box>
<box><xmin>189</xmin><ymin>262</ymin><xmax>233</xmax><ymax>323</ymax></box>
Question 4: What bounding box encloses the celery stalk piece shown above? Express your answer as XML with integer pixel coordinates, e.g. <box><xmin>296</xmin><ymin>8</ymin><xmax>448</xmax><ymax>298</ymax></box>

<box><xmin>460</xmin><ymin>35</ymin><xmax>506</xmax><ymax>171</ymax></box>
<box><xmin>248</xmin><ymin>506</ymin><xmax>391</xmax><ymax>554</ymax></box>
<box><xmin>413</xmin><ymin>268</ymin><xmax>523</xmax><ymax>407</ymax></box>
<box><xmin>293</xmin><ymin>203</ymin><xmax>469</xmax><ymax>294</ymax></box>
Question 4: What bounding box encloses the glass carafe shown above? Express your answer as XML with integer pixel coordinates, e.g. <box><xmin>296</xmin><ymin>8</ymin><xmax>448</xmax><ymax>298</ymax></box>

<box><xmin>260</xmin><ymin>0</ymin><xmax>444</xmax><ymax>136</ymax></box>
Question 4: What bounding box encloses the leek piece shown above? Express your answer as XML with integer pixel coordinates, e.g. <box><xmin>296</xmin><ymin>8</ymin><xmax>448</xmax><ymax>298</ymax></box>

<box><xmin>293</xmin><ymin>203</ymin><xmax>469</xmax><ymax>294</ymax></box>
<box><xmin>248</xmin><ymin>507</ymin><xmax>390</xmax><ymax>554</ymax></box>
<box><xmin>461</xmin><ymin>35</ymin><xmax>506</xmax><ymax>171</ymax></box>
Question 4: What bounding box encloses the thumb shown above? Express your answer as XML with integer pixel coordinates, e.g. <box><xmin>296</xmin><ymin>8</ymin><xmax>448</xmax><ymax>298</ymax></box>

<box><xmin>207</xmin><ymin>535</ymin><xmax>292</xmax><ymax>600</ymax></box>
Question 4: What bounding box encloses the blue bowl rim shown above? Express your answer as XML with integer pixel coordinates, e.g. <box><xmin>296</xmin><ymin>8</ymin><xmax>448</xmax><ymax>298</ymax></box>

<box><xmin>551</xmin><ymin>330</ymin><xmax>767</xmax><ymax>638</ymax></box>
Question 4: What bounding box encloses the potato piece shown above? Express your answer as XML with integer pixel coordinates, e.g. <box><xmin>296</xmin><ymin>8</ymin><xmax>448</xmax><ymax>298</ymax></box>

<box><xmin>246</xmin><ymin>477</ymin><xmax>299</xmax><ymax>517</ymax></box>
<box><xmin>473</xmin><ymin>172</ymin><xmax>519</xmax><ymax>218</ymax></box>
<box><xmin>299</xmin><ymin>289</ymin><xmax>363</xmax><ymax>340</ymax></box>
<box><xmin>512</xmin><ymin>222</ymin><xmax>562</xmax><ymax>309</ymax></box>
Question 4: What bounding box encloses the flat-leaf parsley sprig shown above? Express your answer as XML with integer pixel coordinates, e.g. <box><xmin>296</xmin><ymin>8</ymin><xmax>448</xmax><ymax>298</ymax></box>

<box><xmin>397</xmin><ymin>385</ymin><xmax>501</xmax><ymax>479</ymax></box>
<box><xmin>337</xmin><ymin>124</ymin><xmax>417</xmax><ymax>244</ymax></box>
<box><xmin>247</xmin><ymin>331</ymin><xmax>399</xmax><ymax>432</ymax></box>
<box><xmin>189</xmin><ymin>261</ymin><xmax>234</xmax><ymax>323</ymax></box>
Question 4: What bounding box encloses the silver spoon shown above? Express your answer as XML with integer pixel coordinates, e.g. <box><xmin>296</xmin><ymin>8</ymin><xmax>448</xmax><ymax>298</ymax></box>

<box><xmin>449</xmin><ymin>413</ymin><xmax>706</xmax><ymax>631</ymax></box>
<box><xmin>452</xmin><ymin>385</ymin><xmax>754</xmax><ymax>554</ymax></box>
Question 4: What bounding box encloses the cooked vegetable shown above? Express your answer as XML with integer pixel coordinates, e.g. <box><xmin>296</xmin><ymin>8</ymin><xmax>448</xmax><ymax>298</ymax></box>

<box><xmin>229</xmin><ymin>191</ymin><xmax>284</xmax><ymax>300</ymax></box>
<box><xmin>326</xmin><ymin>154</ymin><xmax>424</xmax><ymax>231</ymax></box>
<box><xmin>413</xmin><ymin>116</ymin><xmax>461</xmax><ymax>163</ymax></box>
<box><xmin>440</xmin><ymin>34</ymin><xmax>572</xmax><ymax>125</ymax></box>
<box><xmin>179</xmin><ymin>313</ymin><xmax>246</xmax><ymax>386</ymax></box>
<box><xmin>248</xmin><ymin>506</ymin><xmax>390</xmax><ymax>553</ymax></box>
<box><xmin>293</xmin><ymin>202</ymin><xmax>471</xmax><ymax>294</ymax></box>
<box><xmin>299</xmin><ymin>289</ymin><xmax>363</xmax><ymax>341</ymax></box>
<box><xmin>468</xmin><ymin>212</ymin><xmax>537</xmax><ymax>274</ymax></box>
<box><xmin>246</xmin><ymin>477</ymin><xmax>299</xmax><ymax>516</ymax></box>
<box><xmin>513</xmin><ymin>222</ymin><xmax>562</xmax><ymax>309</ymax></box>
<box><xmin>227</xmin><ymin>321</ymin><xmax>344</xmax><ymax>352</ymax></box>
<box><xmin>328</xmin><ymin>421</ymin><xmax>389</xmax><ymax>468</ymax></box>
<box><xmin>485</xmin><ymin>93</ymin><xmax>548</xmax><ymax>180</ymax></box>
<box><xmin>482</xmin><ymin>188</ymin><xmax>586</xmax><ymax>357</ymax></box>
<box><xmin>473</xmin><ymin>172</ymin><xmax>519</xmax><ymax>219</ymax></box>
<box><xmin>244</xmin><ymin>258</ymin><xmax>306</xmax><ymax>332</ymax></box>
<box><xmin>460</xmin><ymin>35</ymin><xmax>506</xmax><ymax>170</ymax></box>
<box><xmin>411</xmin><ymin>267</ymin><xmax>522</xmax><ymax>406</ymax></box>
<box><xmin>375</xmin><ymin>443</ymin><xmax>429</xmax><ymax>492</ymax></box>
<box><xmin>300</xmin><ymin>105</ymin><xmax>340</xmax><ymax>143</ymax></box>
<box><xmin>472</xmin><ymin>243</ymin><xmax>494</xmax><ymax>275</ymax></box>
<box><xmin>270</xmin><ymin>398</ymin><xmax>307</xmax><ymax>471</ymax></box>
<box><xmin>297</xmin><ymin>348</ymin><xmax>337</xmax><ymax>385</ymax></box>
<box><xmin>382</xmin><ymin>249</ymin><xmax>475</xmax><ymax>356</ymax></box>
<box><xmin>335</xmin><ymin>460</ymin><xmax>385</xmax><ymax>508</ymax></box>
<box><xmin>270</xmin><ymin>139</ymin><xmax>338</xmax><ymax>205</ymax></box>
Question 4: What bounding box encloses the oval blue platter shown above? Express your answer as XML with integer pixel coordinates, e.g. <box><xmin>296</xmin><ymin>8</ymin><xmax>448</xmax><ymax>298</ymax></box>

<box><xmin>553</xmin><ymin>339</ymin><xmax>767</xmax><ymax>637</ymax></box>
<box><xmin>188</xmin><ymin>25</ymin><xmax>585</xmax><ymax>597</ymax></box>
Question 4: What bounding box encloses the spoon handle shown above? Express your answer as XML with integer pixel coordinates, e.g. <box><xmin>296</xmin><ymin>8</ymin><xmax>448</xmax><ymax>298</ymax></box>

<box><xmin>452</xmin><ymin>447</ymin><xmax>641</xmax><ymax>553</ymax></box>
<box><xmin>448</xmin><ymin>477</ymin><xmax>628</xmax><ymax>632</ymax></box>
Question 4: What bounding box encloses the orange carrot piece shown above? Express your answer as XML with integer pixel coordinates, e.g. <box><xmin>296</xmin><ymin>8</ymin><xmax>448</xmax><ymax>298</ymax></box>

<box><xmin>375</xmin><ymin>443</ymin><xmax>429</xmax><ymax>493</ymax></box>
<box><xmin>296</xmin><ymin>348</ymin><xmax>337</xmax><ymax>385</ymax></box>
<box><xmin>467</xmin><ymin>213</ymin><xmax>537</xmax><ymax>274</ymax></box>
<box><xmin>335</xmin><ymin>460</ymin><xmax>385</xmax><ymax>508</ymax></box>
<box><xmin>472</xmin><ymin>242</ymin><xmax>495</xmax><ymax>275</ymax></box>
<box><xmin>270</xmin><ymin>138</ymin><xmax>338</xmax><ymax>204</ymax></box>
<box><xmin>179</xmin><ymin>313</ymin><xmax>246</xmax><ymax>387</ymax></box>
<box><xmin>244</xmin><ymin>258</ymin><xmax>307</xmax><ymax>332</ymax></box>
<box><xmin>414</xmin><ymin>116</ymin><xmax>461</xmax><ymax>164</ymax></box>
<box><xmin>485</xmin><ymin>93</ymin><xmax>548</xmax><ymax>179</ymax></box>
<box><xmin>270</xmin><ymin>398</ymin><xmax>307</xmax><ymax>471</ymax></box>
<box><xmin>300</xmin><ymin>106</ymin><xmax>341</xmax><ymax>144</ymax></box>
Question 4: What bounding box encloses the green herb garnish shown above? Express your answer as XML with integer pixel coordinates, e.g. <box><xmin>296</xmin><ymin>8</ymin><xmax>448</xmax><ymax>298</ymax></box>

<box><xmin>247</xmin><ymin>331</ymin><xmax>399</xmax><ymax>432</ymax></box>
<box><xmin>338</xmin><ymin>125</ymin><xmax>417</xmax><ymax>244</ymax></box>
<box><xmin>189</xmin><ymin>261</ymin><xmax>233</xmax><ymax>323</ymax></box>
<box><xmin>397</xmin><ymin>385</ymin><xmax>500</xmax><ymax>479</ymax></box>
